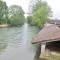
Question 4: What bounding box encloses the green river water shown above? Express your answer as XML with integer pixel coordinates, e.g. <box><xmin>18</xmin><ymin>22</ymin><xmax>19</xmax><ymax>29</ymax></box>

<box><xmin>0</xmin><ymin>23</ymin><xmax>40</xmax><ymax>60</ymax></box>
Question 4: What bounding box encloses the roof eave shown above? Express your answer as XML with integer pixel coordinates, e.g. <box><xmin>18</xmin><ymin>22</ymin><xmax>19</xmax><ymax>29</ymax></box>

<box><xmin>31</xmin><ymin>38</ymin><xmax>60</xmax><ymax>44</ymax></box>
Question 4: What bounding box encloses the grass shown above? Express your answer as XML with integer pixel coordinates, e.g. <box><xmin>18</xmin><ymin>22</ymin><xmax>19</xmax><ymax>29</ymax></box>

<box><xmin>47</xmin><ymin>53</ymin><xmax>60</xmax><ymax>60</ymax></box>
<box><xmin>40</xmin><ymin>53</ymin><xmax>60</xmax><ymax>60</ymax></box>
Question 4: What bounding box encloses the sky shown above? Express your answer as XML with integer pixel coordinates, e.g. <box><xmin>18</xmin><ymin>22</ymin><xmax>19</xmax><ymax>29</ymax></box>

<box><xmin>3</xmin><ymin>0</ymin><xmax>30</xmax><ymax>17</ymax></box>
<box><xmin>3</xmin><ymin>0</ymin><xmax>60</xmax><ymax>19</ymax></box>
<box><xmin>45</xmin><ymin>0</ymin><xmax>60</xmax><ymax>19</ymax></box>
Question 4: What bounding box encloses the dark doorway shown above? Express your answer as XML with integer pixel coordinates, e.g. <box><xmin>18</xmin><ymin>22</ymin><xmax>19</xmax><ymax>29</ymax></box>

<box><xmin>46</xmin><ymin>41</ymin><xmax>60</xmax><ymax>52</ymax></box>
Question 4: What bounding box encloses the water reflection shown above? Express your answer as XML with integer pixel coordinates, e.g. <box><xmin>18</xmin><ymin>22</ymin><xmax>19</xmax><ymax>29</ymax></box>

<box><xmin>0</xmin><ymin>23</ymin><xmax>40</xmax><ymax>60</ymax></box>
<box><xmin>34</xmin><ymin>44</ymin><xmax>41</xmax><ymax>60</ymax></box>
<box><xmin>0</xmin><ymin>43</ymin><xmax>7</xmax><ymax>54</ymax></box>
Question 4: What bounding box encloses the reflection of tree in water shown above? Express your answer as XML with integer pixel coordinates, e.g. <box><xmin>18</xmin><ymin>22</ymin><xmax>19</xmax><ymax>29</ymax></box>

<box><xmin>34</xmin><ymin>44</ymin><xmax>41</xmax><ymax>60</ymax></box>
<box><xmin>0</xmin><ymin>43</ymin><xmax>7</xmax><ymax>54</ymax></box>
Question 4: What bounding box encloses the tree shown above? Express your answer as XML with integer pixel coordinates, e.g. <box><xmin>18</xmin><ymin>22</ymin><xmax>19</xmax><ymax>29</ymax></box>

<box><xmin>27</xmin><ymin>16</ymin><xmax>33</xmax><ymax>24</ymax></box>
<box><xmin>30</xmin><ymin>0</ymin><xmax>52</xmax><ymax>28</ymax></box>
<box><xmin>0</xmin><ymin>0</ymin><xmax>8</xmax><ymax>24</ymax></box>
<box><xmin>8</xmin><ymin>5</ymin><xmax>25</xmax><ymax>26</ymax></box>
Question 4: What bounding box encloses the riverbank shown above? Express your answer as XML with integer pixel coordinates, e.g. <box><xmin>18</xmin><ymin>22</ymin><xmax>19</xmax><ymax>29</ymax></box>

<box><xmin>46</xmin><ymin>53</ymin><xmax>60</xmax><ymax>60</ymax></box>
<box><xmin>40</xmin><ymin>51</ymin><xmax>60</xmax><ymax>60</ymax></box>
<box><xmin>0</xmin><ymin>24</ymin><xmax>8</xmax><ymax>28</ymax></box>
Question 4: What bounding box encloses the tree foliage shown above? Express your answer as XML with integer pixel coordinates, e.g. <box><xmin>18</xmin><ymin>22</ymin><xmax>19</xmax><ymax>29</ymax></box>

<box><xmin>29</xmin><ymin>0</ymin><xmax>52</xmax><ymax>28</ymax></box>
<box><xmin>0</xmin><ymin>0</ymin><xmax>8</xmax><ymax>24</ymax></box>
<box><xmin>27</xmin><ymin>16</ymin><xmax>33</xmax><ymax>24</ymax></box>
<box><xmin>8</xmin><ymin>5</ymin><xmax>25</xmax><ymax>26</ymax></box>
<box><xmin>0</xmin><ymin>1</ymin><xmax>25</xmax><ymax>26</ymax></box>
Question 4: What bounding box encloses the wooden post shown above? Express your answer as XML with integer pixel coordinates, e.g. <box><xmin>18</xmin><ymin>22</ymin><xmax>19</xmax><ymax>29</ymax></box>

<box><xmin>40</xmin><ymin>43</ymin><xmax>46</xmax><ymax>58</ymax></box>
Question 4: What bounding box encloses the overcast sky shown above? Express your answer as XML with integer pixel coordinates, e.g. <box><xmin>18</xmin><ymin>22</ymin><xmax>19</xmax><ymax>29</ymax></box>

<box><xmin>3</xmin><ymin>0</ymin><xmax>60</xmax><ymax>19</ymax></box>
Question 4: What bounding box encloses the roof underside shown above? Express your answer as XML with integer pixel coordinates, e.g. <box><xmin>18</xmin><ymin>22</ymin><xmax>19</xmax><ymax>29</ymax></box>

<box><xmin>32</xmin><ymin>25</ymin><xmax>60</xmax><ymax>44</ymax></box>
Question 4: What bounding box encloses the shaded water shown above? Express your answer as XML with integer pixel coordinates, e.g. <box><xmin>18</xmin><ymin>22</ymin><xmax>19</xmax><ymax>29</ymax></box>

<box><xmin>0</xmin><ymin>23</ymin><xmax>40</xmax><ymax>60</ymax></box>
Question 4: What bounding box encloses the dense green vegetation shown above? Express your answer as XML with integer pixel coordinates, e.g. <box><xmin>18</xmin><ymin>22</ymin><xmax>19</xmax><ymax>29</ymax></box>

<box><xmin>0</xmin><ymin>0</ymin><xmax>25</xmax><ymax>26</ymax></box>
<box><xmin>8</xmin><ymin>5</ymin><xmax>25</xmax><ymax>26</ymax></box>
<box><xmin>0</xmin><ymin>0</ymin><xmax>8</xmax><ymax>24</ymax></box>
<box><xmin>0</xmin><ymin>0</ymin><xmax>52</xmax><ymax>27</ymax></box>
<box><xmin>27</xmin><ymin>0</ymin><xmax>52</xmax><ymax>28</ymax></box>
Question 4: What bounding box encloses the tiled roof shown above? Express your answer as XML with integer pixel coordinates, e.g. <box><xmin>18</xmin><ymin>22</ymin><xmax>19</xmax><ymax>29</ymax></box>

<box><xmin>32</xmin><ymin>25</ymin><xmax>60</xmax><ymax>44</ymax></box>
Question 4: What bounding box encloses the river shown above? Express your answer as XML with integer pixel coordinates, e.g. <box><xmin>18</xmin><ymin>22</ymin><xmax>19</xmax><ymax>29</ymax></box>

<box><xmin>0</xmin><ymin>23</ymin><xmax>40</xmax><ymax>60</ymax></box>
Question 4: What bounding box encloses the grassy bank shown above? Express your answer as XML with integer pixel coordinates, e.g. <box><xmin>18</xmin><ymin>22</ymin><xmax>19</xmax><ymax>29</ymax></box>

<box><xmin>40</xmin><ymin>52</ymin><xmax>60</xmax><ymax>60</ymax></box>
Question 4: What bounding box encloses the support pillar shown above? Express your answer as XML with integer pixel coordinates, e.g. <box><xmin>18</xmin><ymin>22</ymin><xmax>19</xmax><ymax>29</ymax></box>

<box><xmin>40</xmin><ymin>43</ymin><xmax>46</xmax><ymax>58</ymax></box>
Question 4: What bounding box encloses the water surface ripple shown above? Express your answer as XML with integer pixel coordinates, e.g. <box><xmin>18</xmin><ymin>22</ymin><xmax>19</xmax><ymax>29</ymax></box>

<box><xmin>0</xmin><ymin>23</ymin><xmax>40</xmax><ymax>60</ymax></box>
